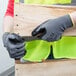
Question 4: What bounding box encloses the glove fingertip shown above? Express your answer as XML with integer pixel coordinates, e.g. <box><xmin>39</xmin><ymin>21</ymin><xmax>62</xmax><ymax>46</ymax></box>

<box><xmin>32</xmin><ymin>31</ymin><xmax>38</xmax><ymax>36</ymax></box>
<box><xmin>32</xmin><ymin>27</ymin><xmax>42</xmax><ymax>36</ymax></box>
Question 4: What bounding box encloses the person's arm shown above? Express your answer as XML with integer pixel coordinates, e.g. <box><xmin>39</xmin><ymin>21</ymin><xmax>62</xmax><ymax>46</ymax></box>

<box><xmin>3</xmin><ymin>0</ymin><xmax>14</xmax><ymax>33</ymax></box>
<box><xmin>3</xmin><ymin>16</ymin><xmax>14</xmax><ymax>33</ymax></box>
<box><xmin>3</xmin><ymin>0</ymin><xmax>14</xmax><ymax>47</ymax></box>
<box><xmin>3</xmin><ymin>0</ymin><xmax>25</xmax><ymax>59</ymax></box>
<box><xmin>32</xmin><ymin>12</ymin><xmax>76</xmax><ymax>42</ymax></box>
<box><xmin>70</xmin><ymin>12</ymin><xmax>76</xmax><ymax>27</ymax></box>
<box><xmin>32</xmin><ymin>13</ymin><xmax>74</xmax><ymax>42</ymax></box>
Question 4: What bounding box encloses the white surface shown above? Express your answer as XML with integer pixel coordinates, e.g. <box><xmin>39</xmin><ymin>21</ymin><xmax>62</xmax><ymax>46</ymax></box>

<box><xmin>0</xmin><ymin>0</ymin><xmax>14</xmax><ymax>74</ymax></box>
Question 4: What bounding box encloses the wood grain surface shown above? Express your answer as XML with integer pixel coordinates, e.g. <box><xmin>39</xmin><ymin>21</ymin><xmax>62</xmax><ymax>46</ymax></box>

<box><xmin>14</xmin><ymin>3</ymin><xmax>76</xmax><ymax>76</ymax></box>
<box><xmin>15</xmin><ymin>59</ymin><xmax>76</xmax><ymax>76</ymax></box>
<box><xmin>14</xmin><ymin>3</ymin><xmax>76</xmax><ymax>36</ymax></box>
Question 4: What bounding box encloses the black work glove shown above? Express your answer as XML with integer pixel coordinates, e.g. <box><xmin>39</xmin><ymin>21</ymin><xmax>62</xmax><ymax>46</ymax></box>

<box><xmin>3</xmin><ymin>33</ymin><xmax>26</xmax><ymax>59</ymax></box>
<box><xmin>32</xmin><ymin>15</ymin><xmax>73</xmax><ymax>42</ymax></box>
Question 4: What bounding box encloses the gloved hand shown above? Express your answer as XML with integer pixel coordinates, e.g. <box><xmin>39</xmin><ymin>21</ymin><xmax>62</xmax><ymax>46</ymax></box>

<box><xmin>3</xmin><ymin>33</ymin><xmax>26</xmax><ymax>59</ymax></box>
<box><xmin>32</xmin><ymin>15</ymin><xmax>73</xmax><ymax>42</ymax></box>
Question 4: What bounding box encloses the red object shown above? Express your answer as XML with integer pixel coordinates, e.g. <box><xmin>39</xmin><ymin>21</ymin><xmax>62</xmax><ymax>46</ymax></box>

<box><xmin>5</xmin><ymin>0</ymin><xmax>14</xmax><ymax>17</ymax></box>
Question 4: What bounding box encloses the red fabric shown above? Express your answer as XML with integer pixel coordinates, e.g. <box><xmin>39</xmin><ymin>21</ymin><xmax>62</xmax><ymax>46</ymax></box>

<box><xmin>5</xmin><ymin>0</ymin><xmax>14</xmax><ymax>17</ymax></box>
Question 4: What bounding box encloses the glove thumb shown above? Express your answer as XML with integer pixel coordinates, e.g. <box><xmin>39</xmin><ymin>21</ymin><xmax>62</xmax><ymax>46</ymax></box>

<box><xmin>32</xmin><ymin>27</ymin><xmax>45</xmax><ymax>37</ymax></box>
<box><xmin>32</xmin><ymin>20</ymin><xmax>49</xmax><ymax>37</ymax></box>
<box><xmin>8</xmin><ymin>33</ymin><xmax>23</xmax><ymax>43</ymax></box>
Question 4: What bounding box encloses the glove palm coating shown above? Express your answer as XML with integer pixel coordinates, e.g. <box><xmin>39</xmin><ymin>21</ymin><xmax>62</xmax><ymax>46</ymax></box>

<box><xmin>3</xmin><ymin>33</ymin><xmax>25</xmax><ymax>59</ymax></box>
<box><xmin>32</xmin><ymin>15</ymin><xmax>73</xmax><ymax>42</ymax></box>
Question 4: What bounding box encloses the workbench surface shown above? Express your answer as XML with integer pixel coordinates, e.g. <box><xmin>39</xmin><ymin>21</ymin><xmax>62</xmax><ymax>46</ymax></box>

<box><xmin>15</xmin><ymin>59</ymin><xmax>76</xmax><ymax>76</ymax></box>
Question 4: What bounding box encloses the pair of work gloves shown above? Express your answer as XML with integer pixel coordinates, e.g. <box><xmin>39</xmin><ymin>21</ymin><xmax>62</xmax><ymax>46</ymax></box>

<box><xmin>3</xmin><ymin>15</ymin><xmax>73</xmax><ymax>59</ymax></box>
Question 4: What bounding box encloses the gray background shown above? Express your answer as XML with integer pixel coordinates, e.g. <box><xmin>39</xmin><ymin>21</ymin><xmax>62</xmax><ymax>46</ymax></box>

<box><xmin>0</xmin><ymin>0</ymin><xmax>14</xmax><ymax>74</ymax></box>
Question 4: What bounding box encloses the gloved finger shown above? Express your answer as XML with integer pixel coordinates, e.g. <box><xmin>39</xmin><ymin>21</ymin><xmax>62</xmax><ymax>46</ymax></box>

<box><xmin>46</xmin><ymin>32</ymin><xmax>55</xmax><ymax>42</ymax></box>
<box><xmin>41</xmin><ymin>34</ymin><xmax>48</xmax><ymax>41</ymax></box>
<box><xmin>6</xmin><ymin>47</ymin><xmax>16</xmax><ymax>58</ymax></box>
<box><xmin>6</xmin><ymin>42</ymin><xmax>25</xmax><ymax>57</ymax></box>
<box><xmin>12</xmin><ymin>46</ymin><xmax>25</xmax><ymax>54</ymax></box>
<box><xmin>49</xmin><ymin>33</ymin><xmax>62</xmax><ymax>41</ymax></box>
<box><xmin>12</xmin><ymin>54</ymin><xmax>24</xmax><ymax>59</ymax></box>
<box><xmin>8</xmin><ymin>33</ymin><xmax>23</xmax><ymax>43</ymax></box>
<box><xmin>15</xmin><ymin>55</ymin><xmax>24</xmax><ymax>60</ymax></box>
<box><xmin>15</xmin><ymin>50</ymin><xmax>25</xmax><ymax>57</ymax></box>
<box><xmin>32</xmin><ymin>25</ymin><xmax>41</xmax><ymax>36</ymax></box>
<box><xmin>15</xmin><ymin>43</ymin><xmax>25</xmax><ymax>49</ymax></box>
<box><xmin>55</xmin><ymin>33</ymin><xmax>62</xmax><ymax>41</ymax></box>
<box><xmin>32</xmin><ymin>27</ymin><xmax>46</xmax><ymax>37</ymax></box>
<box><xmin>32</xmin><ymin>20</ymin><xmax>49</xmax><ymax>37</ymax></box>
<box><xmin>11</xmin><ymin>49</ymin><xmax>25</xmax><ymax>59</ymax></box>
<box><xmin>10</xmin><ymin>50</ymin><xmax>25</xmax><ymax>58</ymax></box>
<box><xmin>46</xmin><ymin>33</ymin><xmax>62</xmax><ymax>42</ymax></box>
<box><xmin>8</xmin><ymin>42</ymin><xmax>25</xmax><ymax>49</ymax></box>
<box><xmin>7</xmin><ymin>44</ymin><xmax>25</xmax><ymax>56</ymax></box>
<box><xmin>14</xmin><ymin>47</ymin><xmax>26</xmax><ymax>59</ymax></box>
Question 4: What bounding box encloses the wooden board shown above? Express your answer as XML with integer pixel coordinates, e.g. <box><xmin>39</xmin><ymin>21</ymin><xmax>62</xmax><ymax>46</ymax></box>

<box><xmin>14</xmin><ymin>3</ymin><xmax>76</xmax><ymax>76</ymax></box>
<box><xmin>15</xmin><ymin>59</ymin><xmax>76</xmax><ymax>76</ymax></box>
<box><xmin>14</xmin><ymin>3</ymin><xmax>76</xmax><ymax>36</ymax></box>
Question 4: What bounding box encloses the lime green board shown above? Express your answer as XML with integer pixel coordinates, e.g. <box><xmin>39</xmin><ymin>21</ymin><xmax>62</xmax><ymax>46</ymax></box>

<box><xmin>53</xmin><ymin>37</ymin><xmax>76</xmax><ymax>59</ymax></box>
<box><xmin>15</xmin><ymin>0</ymin><xmax>19</xmax><ymax>3</ymax></box>
<box><xmin>15</xmin><ymin>0</ymin><xmax>71</xmax><ymax>4</ymax></box>
<box><xmin>23</xmin><ymin>40</ymin><xmax>51</xmax><ymax>62</ymax></box>
<box><xmin>25</xmin><ymin>0</ymin><xmax>71</xmax><ymax>5</ymax></box>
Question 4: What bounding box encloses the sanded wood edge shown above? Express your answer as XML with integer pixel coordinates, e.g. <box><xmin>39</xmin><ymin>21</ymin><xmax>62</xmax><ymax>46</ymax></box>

<box><xmin>15</xmin><ymin>59</ymin><xmax>76</xmax><ymax>64</ymax></box>
<box><xmin>15</xmin><ymin>3</ymin><xmax>76</xmax><ymax>9</ymax></box>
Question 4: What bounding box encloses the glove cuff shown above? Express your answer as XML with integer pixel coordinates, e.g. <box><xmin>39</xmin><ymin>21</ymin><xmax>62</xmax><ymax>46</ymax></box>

<box><xmin>57</xmin><ymin>14</ymin><xmax>73</xmax><ymax>30</ymax></box>
<box><xmin>63</xmin><ymin>14</ymin><xmax>73</xmax><ymax>28</ymax></box>
<box><xmin>69</xmin><ymin>13</ymin><xmax>76</xmax><ymax>27</ymax></box>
